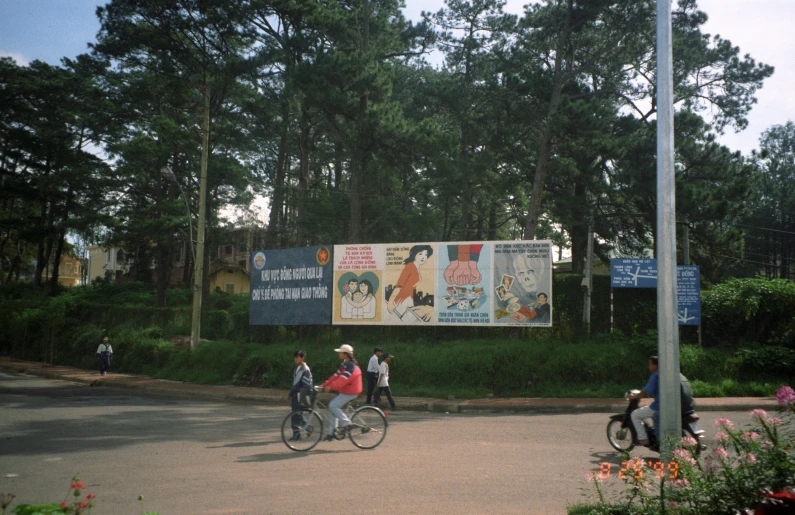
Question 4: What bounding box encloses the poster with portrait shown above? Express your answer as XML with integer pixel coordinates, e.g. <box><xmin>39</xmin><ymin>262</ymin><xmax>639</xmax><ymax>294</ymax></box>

<box><xmin>383</xmin><ymin>243</ymin><xmax>436</xmax><ymax>324</ymax></box>
<box><xmin>492</xmin><ymin>241</ymin><xmax>553</xmax><ymax>326</ymax></box>
<box><xmin>332</xmin><ymin>244</ymin><xmax>384</xmax><ymax>324</ymax></box>
<box><xmin>249</xmin><ymin>245</ymin><xmax>333</xmax><ymax>325</ymax></box>
<box><xmin>435</xmin><ymin>242</ymin><xmax>492</xmax><ymax>325</ymax></box>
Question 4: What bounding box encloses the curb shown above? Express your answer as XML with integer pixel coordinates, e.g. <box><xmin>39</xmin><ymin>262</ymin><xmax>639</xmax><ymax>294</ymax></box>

<box><xmin>0</xmin><ymin>359</ymin><xmax>780</xmax><ymax>415</ymax></box>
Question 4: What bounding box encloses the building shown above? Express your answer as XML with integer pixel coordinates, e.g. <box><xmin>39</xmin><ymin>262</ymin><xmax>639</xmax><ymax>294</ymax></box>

<box><xmin>42</xmin><ymin>255</ymin><xmax>84</xmax><ymax>287</ymax></box>
<box><xmin>87</xmin><ymin>246</ymin><xmax>130</xmax><ymax>283</ymax></box>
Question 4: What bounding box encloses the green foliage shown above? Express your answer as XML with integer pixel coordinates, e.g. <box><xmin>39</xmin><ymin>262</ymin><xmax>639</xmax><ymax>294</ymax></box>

<box><xmin>702</xmin><ymin>278</ymin><xmax>795</xmax><ymax>344</ymax></box>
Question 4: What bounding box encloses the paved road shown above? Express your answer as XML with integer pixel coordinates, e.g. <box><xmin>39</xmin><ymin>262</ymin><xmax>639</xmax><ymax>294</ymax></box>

<box><xmin>0</xmin><ymin>372</ymin><xmax>757</xmax><ymax>515</ymax></box>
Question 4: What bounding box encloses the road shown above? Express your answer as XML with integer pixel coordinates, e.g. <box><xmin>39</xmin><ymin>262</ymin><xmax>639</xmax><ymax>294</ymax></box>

<box><xmin>0</xmin><ymin>372</ymin><xmax>757</xmax><ymax>515</ymax></box>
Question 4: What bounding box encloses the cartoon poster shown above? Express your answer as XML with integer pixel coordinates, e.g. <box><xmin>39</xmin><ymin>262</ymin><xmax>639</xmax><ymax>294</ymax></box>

<box><xmin>436</xmin><ymin>243</ymin><xmax>492</xmax><ymax>325</ymax></box>
<box><xmin>492</xmin><ymin>241</ymin><xmax>553</xmax><ymax>326</ymax></box>
<box><xmin>249</xmin><ymin>245</ymin><xmax>333</xmax><ymax>325</ymax></box>
<box><xmin>384</xmin><ymin>243</ymin><xmax>436</xmax><ymax>324</ymax></box>
<box><xmin>332</xmin><ymin>244</ymin><xmax>384</xmax><ymax>324</ymax></box>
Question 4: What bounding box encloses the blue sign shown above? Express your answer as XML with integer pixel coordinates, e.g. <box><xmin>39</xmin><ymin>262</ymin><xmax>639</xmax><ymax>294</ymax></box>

<box><xmin>677</xmin><ymin>265</ymin><xmax>701</xmax><ymax>326</ymax></box>
<box><xmin>610</xmin><ymin>259</ymin><xmax>658</xmax><ymax>288</ymax></box>
<box><xmin>610</xmin><ymin>259</ymin><xmax>701</xmax><ymax>326</ymax></box>
<box><xmin>249</xmin><ymin>246</ymin><xmax>333</xmax><ymax>325</ymax></box>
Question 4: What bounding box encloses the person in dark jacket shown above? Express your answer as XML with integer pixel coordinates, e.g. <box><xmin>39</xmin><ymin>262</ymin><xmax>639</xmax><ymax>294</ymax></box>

<box><xmin>287</xmin><ymin>350</ymin><xmax>313</xmax><ymax>441</ymax></box>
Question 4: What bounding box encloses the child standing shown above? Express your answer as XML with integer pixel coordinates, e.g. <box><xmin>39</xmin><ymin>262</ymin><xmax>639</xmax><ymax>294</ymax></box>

<box><xmin>366</xmin><ymin>347</ymin><xmax>382</xmax><ymax>405</ymax></box>
<box><xmin>287</xmin><ymin>350</ymin><xmax>313</xmax><ymax>441</ymax></box>
<box><xmin>373</xmin><ymin>352</ymin><xmax>395</xmax><ymax>410</ymax></box>
<box><xmin>96</xmin><ymin>337</ymin><xmax>113</xmax><ymax>376</ymax></box>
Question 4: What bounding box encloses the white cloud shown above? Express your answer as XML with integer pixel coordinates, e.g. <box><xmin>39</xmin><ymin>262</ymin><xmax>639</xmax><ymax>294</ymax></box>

<box><xmin>0</xmin><ymin>51</ymin><xmax>29</xmax><ymax>66</ymax></box>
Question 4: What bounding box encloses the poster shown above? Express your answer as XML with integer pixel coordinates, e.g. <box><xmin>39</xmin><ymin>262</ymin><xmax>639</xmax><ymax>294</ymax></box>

<box><xmin>332</xmin><ymin>244</ymin><xmax>384</xmax><ymax>324</ymax></box>
<box><xmin>436</xmin><ymin>243</ymin><xmax>492</xmax><ymax>325</ymax></box>
<box><xmin>249</xmin><ymin>245</ymin><xmax>333</xmax><ymax>325</ymax></box>
<box><xmin>493</xmin><ymin>242</ymin><xmax>553</xmax><ymax>326</ymax></box>
<box><xmin>384</xmin><ymin>243</ymin><xmax>436</xmax><ymax>324</ymax></box>
<box><xmin>330</xmin><ymin>240</ymin><xmax>553</xmax><ymax>327</ymax></box>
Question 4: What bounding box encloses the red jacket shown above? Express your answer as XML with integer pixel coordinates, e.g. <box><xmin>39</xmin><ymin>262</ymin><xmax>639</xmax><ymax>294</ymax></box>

<box><xmin>322</xmin><ymin>360</ymin><xmax>362</xmax><ymax>395</ymax></box>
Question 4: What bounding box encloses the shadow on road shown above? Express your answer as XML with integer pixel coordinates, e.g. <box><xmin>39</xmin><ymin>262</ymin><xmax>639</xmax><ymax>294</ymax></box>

<box><xmin>237</xmin><ymin>449</ymin><xmax>357</xmax><ymax>463</ymax></box>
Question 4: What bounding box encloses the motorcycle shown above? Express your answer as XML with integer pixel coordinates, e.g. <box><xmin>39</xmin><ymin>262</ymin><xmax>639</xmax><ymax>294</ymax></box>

<box><xmin>606</xmin><ymin>389</ymin><xmax>705</xmax><ymax>454</ymax></box>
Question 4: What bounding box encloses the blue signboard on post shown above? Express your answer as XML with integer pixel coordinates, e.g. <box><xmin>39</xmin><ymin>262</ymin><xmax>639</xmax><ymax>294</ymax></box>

<box><xmin>610</xmin><ymin>259</ymin><xmax>701</xmax><ymax>326</ymax></box>
<box><xmin>676</xmin><ymin>265</ymin><xmax>701</xmax><ymax>326</ymax></box>
<box><xmin>249</xmin><ymin>245</ymin><xmax>333</xmax><ymax>325</ymax></box>
<box><xmin>610</xmin><ymin>258</ymin><xmax>658</xmax><ymax>288</ymax></box>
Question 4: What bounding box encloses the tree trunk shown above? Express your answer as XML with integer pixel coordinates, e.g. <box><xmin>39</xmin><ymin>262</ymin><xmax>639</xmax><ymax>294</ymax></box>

<box><xmin>348</xmin><ymin>0</ymin><xmax>369</xmax><ymax>244</ymax></box>
<box><xmin>334</xmin><ymin>143</ymin><xmax>343</xmax><ymax>190</ymax></box>
<box><xmin>264</xmin><ymin>100</ymin><xmax>291</xmax><ymax>249</ymax></box>
<box><xmin>524</xmin><ymin>0</ymin><xmax>573</xmax><ymax>240</ymax></box>
<box><xmin>296</xmin><ymin>110</ymin><xmax>311</xmax><ymax>246</ymax></box>
<box><xmin>155</xmin><ymin>242</ymin><xmax>172</xmax><ymax>308</ymax></box>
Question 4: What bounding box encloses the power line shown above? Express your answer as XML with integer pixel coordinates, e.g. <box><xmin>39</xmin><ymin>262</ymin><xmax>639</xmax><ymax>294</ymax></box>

<box><xmin>735</xmin><ymin>223</ymin><xmax>795</xmax><ymax>236</ymax></box>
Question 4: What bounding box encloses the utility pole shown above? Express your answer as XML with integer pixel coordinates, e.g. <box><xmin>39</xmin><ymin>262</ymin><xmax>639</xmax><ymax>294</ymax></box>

<box><xmin>582</xmin><ymin>215</ymin><xmax>594</xmax><ymax>334</ymax></box>
<box><xmin>656</xmin><ymin>0</ymin><xmax>681</xmax><ymax>458</ymax></box>
<box><xmin>191</xmin><ymin>84</ymin><xmax>210</xmax><ymax>350</ymax></box>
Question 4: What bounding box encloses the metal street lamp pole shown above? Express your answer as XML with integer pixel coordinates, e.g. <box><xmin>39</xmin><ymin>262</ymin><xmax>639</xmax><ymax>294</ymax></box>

<box><xmin>656</xmin><ymin>0</ymin><xmax>681</xmax><ymax>458</ymax></box>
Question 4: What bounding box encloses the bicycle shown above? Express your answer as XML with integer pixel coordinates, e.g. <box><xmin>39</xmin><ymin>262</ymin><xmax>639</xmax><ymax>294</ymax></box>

<box><xmin>281</xmin><ymin>386</ymin><xmax>388</xmax><ymax>452</ymax></box>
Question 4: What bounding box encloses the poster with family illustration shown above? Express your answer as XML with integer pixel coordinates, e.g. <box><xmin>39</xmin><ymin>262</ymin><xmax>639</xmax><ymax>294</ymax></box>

<box><xmin>332</xmin><ymin>245</ymin><xmax>384</xmax><ymax>324</ymax></box>
<box><xmin>492</xmin><ymin>242</ymin><xmax>553</xmax><ymax>326</ymax></box>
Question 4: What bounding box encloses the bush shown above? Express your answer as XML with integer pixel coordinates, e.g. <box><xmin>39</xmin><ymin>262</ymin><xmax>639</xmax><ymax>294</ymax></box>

<box><xmin>702</xmin><ymin>278</ymin><xmax>795</xmax><ymax>345</ymax></box>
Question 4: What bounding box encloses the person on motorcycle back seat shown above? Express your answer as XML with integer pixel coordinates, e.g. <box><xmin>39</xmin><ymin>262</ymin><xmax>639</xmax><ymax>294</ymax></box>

<box><xmin>629</xmin><ymin>355</ymin><xmax>659</xmax><ymax>446</ymax></box>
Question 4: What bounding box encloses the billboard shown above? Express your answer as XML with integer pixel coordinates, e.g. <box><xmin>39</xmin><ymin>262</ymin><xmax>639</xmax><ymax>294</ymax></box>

<box><xmin>249</xmin><ymin>245</ymin><xmax>333</xmax><ymax>325</ymax></box>
<box><xmin>332</xmin><ymin>240</ymin><xmax>553</xmax><ymax>327</ymax></box>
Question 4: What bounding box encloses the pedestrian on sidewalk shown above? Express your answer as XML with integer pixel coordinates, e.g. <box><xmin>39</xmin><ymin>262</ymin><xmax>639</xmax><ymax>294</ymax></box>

<box><xmin>287</xmin><ymin>350</ymin><xmax>313</xmax><ymax>441</ymax></box>
<box><xmin>96</xmin><ymin>337</ymin><xmax>113</xmax><ymax>376</ymax></box>
<box><xmin>366</xmin><ymin>347</ymin><xmax>382</xmax><ymax>405</ymax></box>
<box><xmin>373</xmin><ymin>352</ymin><xmax>395</xmax><ymax>410</ymax></box>
<box><xmin>321</xmin><ymin>343</ymin><xmax>362</xmax><ymax>441</ymax></box>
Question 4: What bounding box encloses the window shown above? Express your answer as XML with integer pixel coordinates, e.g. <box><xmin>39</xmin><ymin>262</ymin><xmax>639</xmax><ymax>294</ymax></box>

<box><xmin>65</xmin><ymin>263</ymin><xmax>73</xmax><ymax>275</ymax></box>
<box><xmin>238</xmin><ymin>260</ymin><xmax>246</xmax><ymax>269</ymax></box>
<box><xmin>224</xmin><ymin>244</ymin><xmax>233</xmax><ymax>256</ymax></box>
<box><xmin>116</xmin><ymin>249</ymin><xmax>125</xmax><ymax>266</ymax></box>
<box><xmin>105</xmin><ymin>251</ymin><xmax>110</xmax><ymax>264</ymax></box>
<box><xmin>225</xmin><ymin>284</ymin><xmax>235</xmax><ymax>294</ymax></box>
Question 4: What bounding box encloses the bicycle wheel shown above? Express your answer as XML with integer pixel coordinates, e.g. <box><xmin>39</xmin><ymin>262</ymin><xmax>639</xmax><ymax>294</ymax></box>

<box><xmin>281</xmin><ymin>409</ymin><xmax>323</xmax><ymax>452</ymax></box>
<box><xmin>607</xmin><ymin>419</ymin><xmax>634</xmax><ymax>452</ymax></box>
<box><xmin>348</xmin><ymin>406</ymin><xmax>387</xmax><ymax>450</ymax></box>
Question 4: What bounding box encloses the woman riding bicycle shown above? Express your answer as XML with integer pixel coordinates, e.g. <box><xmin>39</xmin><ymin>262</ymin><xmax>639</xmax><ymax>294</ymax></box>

<box><xmin>321</xmin><ymin>343</ymin><xmax>363</xmax><ymax>442</ymax></box>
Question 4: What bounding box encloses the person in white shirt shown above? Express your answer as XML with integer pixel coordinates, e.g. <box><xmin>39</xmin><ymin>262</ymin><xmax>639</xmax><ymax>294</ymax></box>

<box><xmin>96</xmin><ymin>337</ymin><xmax>113</xmax><ymax>376</ymax></box>
<box><xmin>373</xmin><ymin>352</ymin><xmax>395</xmax><ymax>409</ymax></box>
<box><xmin>366</xmin><ymin>347</ymin><xmax>382</xmax><ymax>405</ymax></box>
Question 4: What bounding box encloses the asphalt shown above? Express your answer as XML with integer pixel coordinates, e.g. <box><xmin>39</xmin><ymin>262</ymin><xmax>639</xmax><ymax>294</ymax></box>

<box><xmin>0</xmin><ymin>356</ymin><xmax>780</xmax><ymax>414</ymax></box>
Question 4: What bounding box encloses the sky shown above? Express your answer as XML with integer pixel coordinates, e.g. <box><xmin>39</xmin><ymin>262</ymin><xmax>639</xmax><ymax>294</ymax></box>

<box><xmin>1</xmin><ymin>0</ymin><xmax>792</xmax><ymax>156</ymax></box>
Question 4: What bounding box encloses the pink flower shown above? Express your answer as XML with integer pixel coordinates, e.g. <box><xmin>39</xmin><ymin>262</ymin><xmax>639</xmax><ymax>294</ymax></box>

<box><xmin>743</xmin><ymin>453</ymin><xmax>757</xmax><ymax>464</ymax></box>
<box><xmin>715</xmin><ymin>431</ymin><xmax>729</xmax><ymax>442</ymax></box>
<box><xmin>763</xmin><ymin>440</ymin><xmax>774</xmax><ymax>449</ymax></box>
<box><xmin>776</xmin><ymin>386</ymin><xmax>795</xmax><ymax>407</ymax></box>
<box><xmin>627</xmin><ymin>456</ymin><xmax>646</xmax><ymax>470</ymax></box>
<box><xmin>750</xmin><ymin>409</ymin><xmax>768</xmax><ymax>420</ymax></box>
<box><xmin>766</xmin><ymin>416</ymin><xmax>783</xmax><ymax>426</ymax></box>
<box><xmin>668</xmin><ymin>501</ymin><xmax>680</xmax><ymax>509</ymax></box>
<box><xmin>681</xmin><ymin>436</ymin><xmax>698</xmax><ymax>448</ymax></box>
<box><xmin>715</xmin><ymin>447</ymin><xmax>729</xmax><ymax>460</ymax></box>
<box><xmin>586</xmin><ymin>472</ymin><xmax>596</xmax><ymax>481</ymax></box>
<box><xmin>741</xmin><ymin>431</ymin><xmax>761</xmax><ymax>443</ymax></box>
<box><xmin>673</xmin><ymin>448</ymin><xmax>697</xmax><ymax>466</ymax></box>
<box><xmin>715</xmin><ymin>418</ymin><xmax>734</xmax><ymax>429</ymax></box>
<box><xmin>673</xmin><ymin>479</ymin><xmax>690</xmax><ymax>489</ymax></box>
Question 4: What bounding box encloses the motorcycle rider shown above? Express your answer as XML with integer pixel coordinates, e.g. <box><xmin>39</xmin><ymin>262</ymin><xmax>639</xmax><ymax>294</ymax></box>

<box><xmin>628</xmin><ymin>355</ymin><xmax>659</xmax><ymax>446</ymax></box>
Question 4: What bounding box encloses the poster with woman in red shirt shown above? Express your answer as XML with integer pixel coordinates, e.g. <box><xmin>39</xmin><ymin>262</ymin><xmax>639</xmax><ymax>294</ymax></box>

<box><xmin>384</xmin><ymin>244</ymin><xmax>436</xmax><ymax>323</ymax></box>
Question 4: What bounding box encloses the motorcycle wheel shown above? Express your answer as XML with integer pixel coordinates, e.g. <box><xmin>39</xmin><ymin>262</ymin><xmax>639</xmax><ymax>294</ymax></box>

<box><xmin>607</xmin><ymin>419</ymin><xmax>635</xmax><ymax>452</ymax></box>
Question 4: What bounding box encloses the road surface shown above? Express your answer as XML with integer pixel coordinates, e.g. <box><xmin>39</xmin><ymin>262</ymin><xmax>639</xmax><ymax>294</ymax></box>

<box><xmin>0</xmin><ymin>372</ymin><xmax>756</xmax><ymax>514</ymax></box>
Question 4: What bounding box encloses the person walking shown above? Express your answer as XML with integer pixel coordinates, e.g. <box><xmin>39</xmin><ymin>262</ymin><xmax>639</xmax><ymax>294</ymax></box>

<box><xmin>286</xmin><ymin>350</ymin><xmax>313</xmax><ymax>441</ymax></box>
<box><xmin>321</xmin><ymin>344</ymin><xmax>362</xmax><ymax>442</ymax></box>
<box><xmin>373</xmin><ymin>352</ymin><xmax>395</xmax><ymax>410</ymax></box>
<box><xmin>96</xmin><ymin>337</ymin><xmax>113</xmax><ymax>376</ymax></box>
<box><xmin>366</xmin><ymin>347</ymin><xmax>382</xmax><ymax>405</ymax></box>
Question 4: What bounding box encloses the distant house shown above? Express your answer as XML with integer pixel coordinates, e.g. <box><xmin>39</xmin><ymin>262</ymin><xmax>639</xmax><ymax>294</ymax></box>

<box><xmin>42</xmin><ymin>255</ymin><xmax>84</xmax><ymax>287</ymax></box>
<box><xmin>88</xmin><ymin>226</ymin><xmax>265</xmax><ymax>295</ymax></box>
<box><xmin>552</xmin><ymin>257</ymin><xmax>611</xmax><ymax>276</ymax></box>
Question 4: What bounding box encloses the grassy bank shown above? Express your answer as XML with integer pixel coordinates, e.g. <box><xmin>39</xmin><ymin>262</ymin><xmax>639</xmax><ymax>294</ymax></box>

<box><xmin>58</xmin><ymin>329</ymin><xmax>786</xmax><ymax>399</ymax></box>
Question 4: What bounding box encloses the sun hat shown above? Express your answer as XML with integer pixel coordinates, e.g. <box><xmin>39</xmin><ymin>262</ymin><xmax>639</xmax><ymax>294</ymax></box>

<box><xmin>382</xmin><ymin>352</ymin><xmax>393</xmax><ymax>359</ymax></box>
<box><xmin>334</xmin><ymin>344</ymin><xmax>354</xmax><ymax>354</ymax></box>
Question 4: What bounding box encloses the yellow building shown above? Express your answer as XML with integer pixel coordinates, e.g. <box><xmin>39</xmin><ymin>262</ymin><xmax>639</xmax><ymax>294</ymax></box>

<box><xmin>87</xmin><ymin>246</ymin><xmax>130</xmax><ymax>283</ymax></box>
<box><xmin>43</xmin><ymin>255</ymin><xmax>84</xmax><ymax>287</ymax></box>
<box><xmin>209</xmin><ymin>265</ymin><xmax>250</xmax><ymax>295</ymax></box>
